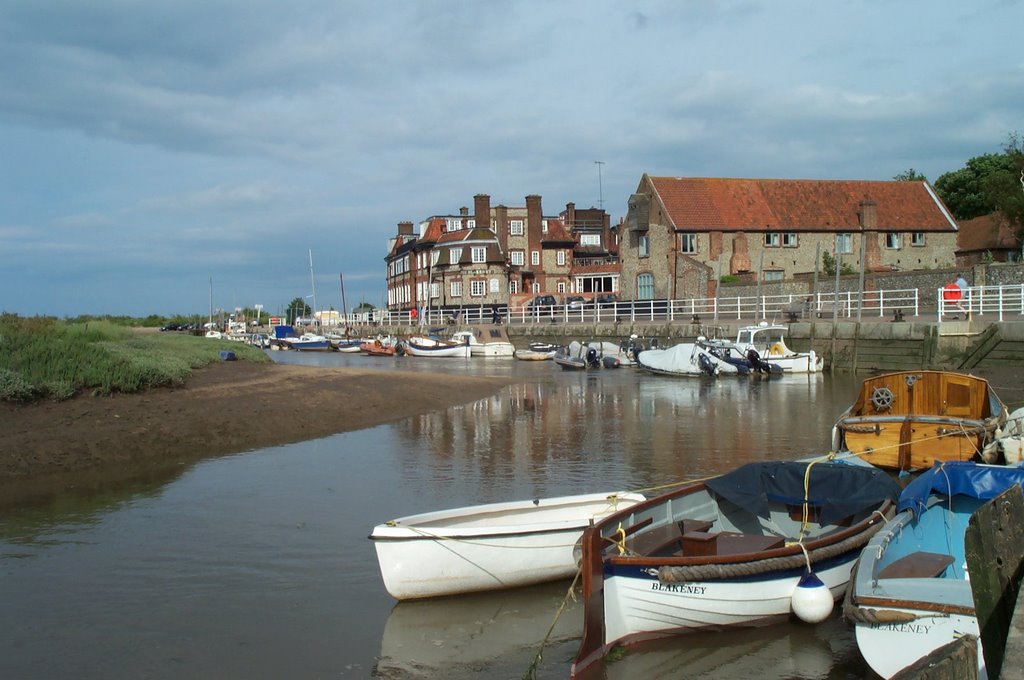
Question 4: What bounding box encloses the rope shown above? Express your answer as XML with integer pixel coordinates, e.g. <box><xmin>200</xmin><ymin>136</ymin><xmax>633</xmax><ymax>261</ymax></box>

<box><xmin>521</xmin><ymin>564</ymin><xmax>582</xmax><ymax>680</ymax></box>
<box><xmin>658</xmin><ymin>511</ymin><xmax>890</xmax><ymax>583</ymax></box>
<box><xmin>840</xmin><ymin>556</ymin><xmax>934</xmax><ymax>625</ymax></box>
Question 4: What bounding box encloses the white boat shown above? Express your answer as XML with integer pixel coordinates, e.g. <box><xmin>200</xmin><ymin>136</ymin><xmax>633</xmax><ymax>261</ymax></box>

<box><xmin>704</xmin><ymin>322</ymin><xmax>823</xmax><ymax>373</ymax></box>
<box><xmin>846</xmin><ymin>461</ymin><xmax>1024</xmax><ymax>679</ymax></box>
<box><xmin>369</xmin><ymin>490</ymin><xmax>646</xmax><ymax>600</ymax></box>
<box><xmin>450</xmin><ymin>326</ymin><xmax>516</xmax><ymax>357</ymax></box>
<box><xmin>636</xmin><ymin>342</ymin><xmax>746</xmax><ymax>376</ymax></box>
<box><xmin>571</xmin><ymin>459</ymin><xmax>900</xmax><ymax>677</ymax></box>
<box><xmin>286</xmin><ymin>333</ymin><xmax>331</xmax><ymax>351</ymax></box>
<box><xmin>401</xmin><ymin>335</ymin><xmax>471</xmax><ymax>358</ymax></box>
<box><xmin>515</xmin><ymin>348</ymin><xmax>555</xmax><ymax>361</ymax></box>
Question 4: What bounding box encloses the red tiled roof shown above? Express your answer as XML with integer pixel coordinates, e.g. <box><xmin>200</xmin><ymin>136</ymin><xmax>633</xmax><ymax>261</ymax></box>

<box><xmin>435</xmin><ymin>226</ymin><xmax>500</xmax><ymax>245</ymax></box>
<box><xmin>956</xmin><ymin>213</ymin><xmax>1021</xmax><ymax>253</ymax></box>
<box><xmin>541</xmin><ymin>218</ymin><xmax>575</xmax><ymax>243</ymax></box>
<box><xmin>418</xmin><ymin>217</ymin><xmax>446</xmax><ymax>242</ymax></box>
<box><xmin>647</xmin><ymin>177</ymin><xmax>957</xmax><ymax>232</ymax></box>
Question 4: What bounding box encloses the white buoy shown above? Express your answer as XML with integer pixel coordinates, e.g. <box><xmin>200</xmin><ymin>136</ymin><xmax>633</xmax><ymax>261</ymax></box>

<box><xmin>791</xmin><ymin>570</ymin><xmax>833</xmax><ymax>623</ymax></box>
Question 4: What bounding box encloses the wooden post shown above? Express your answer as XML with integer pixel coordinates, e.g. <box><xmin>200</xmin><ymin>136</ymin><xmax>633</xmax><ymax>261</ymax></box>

<box><xmin>965</xmin><ymin>486</ymin><xmax>1024</xmax><ymax>680</ymax></box>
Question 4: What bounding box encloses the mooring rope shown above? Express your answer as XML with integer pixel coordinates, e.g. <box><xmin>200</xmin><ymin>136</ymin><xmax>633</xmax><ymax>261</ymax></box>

<box><xmin>521</xmin><ymin>563</ymin><xmax>582</xmax><ymax>680</ymax></box>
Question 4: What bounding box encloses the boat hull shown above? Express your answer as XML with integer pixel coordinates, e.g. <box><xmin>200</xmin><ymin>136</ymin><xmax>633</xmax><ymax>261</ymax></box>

<box><xmin>854</xmin><ymin>607</ymin><xmax>981</xmax><ymax>679</ymax></box>
<box><xmin>370</xmin><ymin>492</ymin><xmax>645</xmax><ymax>600</ymax></box>
<box><xmin>403</xmin><ymin>342</ymin><xmax>471</xmax><ymax>358</ymax></box>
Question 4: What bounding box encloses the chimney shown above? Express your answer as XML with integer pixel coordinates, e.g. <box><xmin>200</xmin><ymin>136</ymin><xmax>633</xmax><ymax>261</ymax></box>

<box><xmin>495</xmin><ymin>204</ymin><xmax>508</xmax><ymax>251</ymax></box>
<box><xmin>460</xmin><ymin>206</ymin><xmax>469</xmax><ymax>217</ymax></box>
<box><xmin>397</xmin><ymin>221</ymin><xmax>414</xmax><ymax>236</ymax></box>
<box><xmin>565</xmin><ymin>202</ymin><xmax>576</xmax><ymax>230</ymax></box>
<box><xmin>474</xmin><ymin>194</ymin><xmax>491</xmax><ymax>231</ymax></box>
<box><xmin>858</xmin><ymin>199</ymin><xmax>877</xmax><ymax>230</ymax></box>
<box><xmin>526</xmin><ymin>194</ymin><xmax>542</xmax><ymax>238</ymax></box>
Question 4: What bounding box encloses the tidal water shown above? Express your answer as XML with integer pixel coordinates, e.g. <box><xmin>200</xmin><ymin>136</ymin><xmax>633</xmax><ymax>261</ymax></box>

<box><xmin>0</xmin><ymin>352</ymin><xmax>874</xmax><ymax>679</ymax></box>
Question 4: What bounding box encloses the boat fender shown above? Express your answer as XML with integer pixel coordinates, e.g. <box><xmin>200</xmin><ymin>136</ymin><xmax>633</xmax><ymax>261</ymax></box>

<box><xmin>791</xmin><ymin>570</ymin><xmax>833</xmax><ymax>623</ymax></box>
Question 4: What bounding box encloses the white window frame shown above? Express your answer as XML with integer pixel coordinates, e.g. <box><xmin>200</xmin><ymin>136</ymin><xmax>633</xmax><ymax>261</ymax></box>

<box><xmin>557</xmin><ymin>281</ymin><xmax>566</xmax><ymax>293</ymax></box>
<box><xmin>541</xmin><ymin>220</ymin><xmax>548</xmax><ymax>234</ymax></box>
<box><xmin>885</xmin><ymin>233</ymin><xmax>902</xmax><ymax>250</ymax></box>
<box><xmin>836</xmin><ymin>233</ymin><xmax>853</xmax><ymax>254</ymax></box>
<box><xmin>466</xmin><ymin>219</ymin><xmax>475</xmax><ymax>229</ymax></box>
<box><xmin>509</xmin><ymin>280</ymin><xmax>519</xmax><ymax>295</ymax></box>
<box><xmin>531</xmin><ymin>251</ymin><xmax>540</xmax><ymax>266</ymax></box>
<box><xmin>679</xmin><ymin>233</ymin><xmax>696</xmax><ymax>254</ymax></box>
<box><xmin>763</xmin><ymin>270</ymin><xmax>784</xmax><ymax>282</ymax></box>
<box><xmin>510</xmin><ymin>250</ymin><xmax>525</xmax><ymax>266</ymax></box>
<box><xmin>509</xmin><ymin>220</ymin><xmax>524</xmax><ymax>235</ymax></box>
<box><xmin>637</xmin><ymin>273</ymin><xmax>655</xmax><ymax>300</ymax></box>
<box><xmin>431</xmin><ymin>250</ymin><xmax>440</xmax><ymax>266</ymax></box>
<box><xmin>580</xmin><ymin>233</ymin><xmax>601</xmax><ymax>246</ymax></box>
<box><xmin>764</xmin><ymin>233</ymin><xmax>780</xmax><ymax>248</ymax></box>
<box><xmin>430</xmin><ymin>283</ymin><xmax>439</xmax><ymax>299</ymax></box>
<box><xmin>449</xmin><ymin>247</ymin><xmax>462</xmax><ymax>264</ymax></box>
<box><xmin>911</xmin><ymin>232</ymin><xmax>926</xmax><ymax>247</ymax></box>
<box><xmin>471</xmin><ymin>246</ymin><xmax>486</xmax><ymax>263</ymax></box>
<box><xmin>782</xmin><ymin>233</ymin><xmax>798</xmax><ymax>248</ymax></box>
<box><xmin>450</xmin><ymin>280</ymin><xmax>462</xmax><ymax>297</ymax></box>
<box><xmin>532</xmin><ymin>282</ymin><xmax>540</xmax><ymax>293</ymax></box>
<box><xmin>470</xmin><ymin>280</ymin><xmax>485</xmax><ymax>297</ymax></box>
<box><xmin>638</xmin><ymin>234</ymin><xmax>649</xmax><ymax>258</ymax></box>
<box><xmin>556</xmin><ymin>251</ymin><xmax>566</xmax><ymax>266</ymax></box>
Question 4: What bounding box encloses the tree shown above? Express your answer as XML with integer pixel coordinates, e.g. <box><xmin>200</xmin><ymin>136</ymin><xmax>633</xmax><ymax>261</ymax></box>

<box><xmin>821</xmin><ymin>251</ymin><xmax>855</xmax><ymax>276</ymax></box>
<box><xmin>893</xmin><ymin>168</ymin><xmax>928</xmax><ymax>182</ymax></box>
<box><xmin>286</xmin><ymin>297</ymin><xmax>311</xmax><ymax>322</ymax></box>
<box><xmin>934</xmin><ymin>151</ymin><xmax>1017</xmax><ymax>221</ymax></box>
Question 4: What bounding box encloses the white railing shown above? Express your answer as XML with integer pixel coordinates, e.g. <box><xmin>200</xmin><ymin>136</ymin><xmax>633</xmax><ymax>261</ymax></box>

<box><xmin>338</xmin><ymin>287</ymin><xmax>928</xmax><ymax>327</ymax></box>
<box><xmin>937</xmin><ymin>284</ymin><xmax>1024</xmax><ymax>323</ymax></box>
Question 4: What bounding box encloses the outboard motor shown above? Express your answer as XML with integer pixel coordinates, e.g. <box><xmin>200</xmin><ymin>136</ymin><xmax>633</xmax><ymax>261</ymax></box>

<box><xmin>697</xmin><ymin>352</ymin><xmax>717</xmax><ymax>376</ymax></box>
<box><xmin>585</xmin><ymin>347</ymin><xmax>600</xmax><ymax>369</ymax></box>
<box><xmin>746</xmin><ymin>348</ymin><xmax>776</xmax><ymax>374</ymax></box>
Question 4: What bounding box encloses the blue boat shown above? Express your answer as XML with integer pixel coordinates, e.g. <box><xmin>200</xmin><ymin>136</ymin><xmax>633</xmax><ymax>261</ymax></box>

<box><xmin>847</xmin><ymin>461</ymin><xmax>1024</xmax><ymax>679</ymax></box>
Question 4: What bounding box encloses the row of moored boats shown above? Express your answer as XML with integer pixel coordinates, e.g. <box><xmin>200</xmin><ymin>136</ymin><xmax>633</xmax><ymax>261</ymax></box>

<box><xmin>369</xmin><ymin>368</ymin><xmax>1024</xmax><ymax>679</ymax></box>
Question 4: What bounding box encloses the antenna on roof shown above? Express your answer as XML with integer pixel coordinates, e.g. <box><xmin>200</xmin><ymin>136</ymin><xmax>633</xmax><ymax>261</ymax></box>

<box><xmin>594</xmin><ymin>161</ymin><xmax>605</xmax><ymax>210</ymax></box>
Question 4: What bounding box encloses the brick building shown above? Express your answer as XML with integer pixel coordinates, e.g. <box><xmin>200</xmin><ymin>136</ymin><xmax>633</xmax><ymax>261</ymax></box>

<box><xmin>619</xmin><ymin>175</ymin><xmax>959</xmax><ymax>300</ymax></box>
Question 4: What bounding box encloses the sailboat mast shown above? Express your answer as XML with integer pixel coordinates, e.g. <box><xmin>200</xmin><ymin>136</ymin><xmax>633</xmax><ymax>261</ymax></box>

<box><xmin>339</xmin><ymin>273</ymin><xmax>348</xmax><ymax>323</ymax></box>
<box><xmin>308</xmin><ymin>249</ymin><xmax>318</xmax><ymax>325</ymax></box>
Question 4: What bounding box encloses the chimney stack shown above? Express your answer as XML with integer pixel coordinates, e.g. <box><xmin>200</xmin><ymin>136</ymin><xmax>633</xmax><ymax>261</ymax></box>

<box><xmin>474</xmin><ymin>194</ymin><xmax>491</xmax><ymax>231</ymax></box>
<box><xmin>397</xmin><ymin>221</ymin><xmax>414</xmax><ymax>236</ymax></box>
<box><xmin>858</xmin><ymin>199</ymin><xmax>877</xmax><ymax>230</ymax></box>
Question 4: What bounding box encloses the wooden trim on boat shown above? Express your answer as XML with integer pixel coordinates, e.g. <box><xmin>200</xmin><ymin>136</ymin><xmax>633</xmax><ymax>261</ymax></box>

<box><xmin>853</xmin><ymin>595</ymin><xmax>975</xmax><ymax>618</ymax></box>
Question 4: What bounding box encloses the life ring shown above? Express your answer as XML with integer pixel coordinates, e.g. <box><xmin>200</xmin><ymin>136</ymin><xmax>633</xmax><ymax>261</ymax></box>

<box><xmin>769</xmin><ymin>343</ymin><xmax>785</xmax><ymax>356</ymax></box>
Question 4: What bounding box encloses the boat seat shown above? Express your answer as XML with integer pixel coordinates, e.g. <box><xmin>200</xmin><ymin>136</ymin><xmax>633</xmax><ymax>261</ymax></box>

<box><xmin>877</xmin><ymin>551</ymin><xmax>954</xmax><ymax>579</ymax></box>
<box><xmin>682</xmin><ymin>531</ymin><xmax>786</xmax><ymax>557</ymax></box>
<box><xmin>621</xmin><ymin>519</ymin><xmax>714</xmax><ymax>557</ymax></box>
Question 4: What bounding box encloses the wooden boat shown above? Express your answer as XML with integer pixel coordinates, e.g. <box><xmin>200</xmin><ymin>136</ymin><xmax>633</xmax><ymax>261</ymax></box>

<box><xmin>831</xmin><ymin>370</ymin><xmax>1006</xmax><ymax>472</ymax></box>
<box><xmin>369</xmin><ymin>491</ymin><xmax>646</xmax><ymax>601</ymax></box>
<box><xmin>450</xmin><ymin>326</ymin><xmax>516</xmax><ymax>357</ymax></box>
<box><xmin>402</xmin><ymin>335</ymin><xmax>471</xmax><ymax>358</ymax></box>
<box><xmin>571</xmin><ymin>459</ymin><xmax>900</xmax><ymax>677</ymax></box>
<box><xmin>846</xmin><ymin>461</ymin><xmax>1024</xmax><ymax>679</ymax></box>
<box><xmin>360</xmin><ymin>336</ymin><xmax>397</xmax><ymax>356</ymax></box>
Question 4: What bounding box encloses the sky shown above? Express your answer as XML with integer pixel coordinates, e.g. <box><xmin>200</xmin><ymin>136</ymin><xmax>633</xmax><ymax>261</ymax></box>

<box><xmin>1</xmin><ymin>1</ymin><xmax>1022</xmax><ymax>318</ymax></box>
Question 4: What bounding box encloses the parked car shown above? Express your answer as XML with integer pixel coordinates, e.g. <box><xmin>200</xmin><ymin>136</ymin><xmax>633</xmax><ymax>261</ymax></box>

<box><xmin>595</xmin><ymin>294</ymin><xmax>618</xmax><ymax>306</ymax></box>
<box><xmin>564</xmin><ymin>296</ymin><xmax>586</xmax><ymax>309</ymax></box>
<box><xmin>526</xmin><ymin>295</ymin><xmax>558</xmax><ymax>312</ymax></box>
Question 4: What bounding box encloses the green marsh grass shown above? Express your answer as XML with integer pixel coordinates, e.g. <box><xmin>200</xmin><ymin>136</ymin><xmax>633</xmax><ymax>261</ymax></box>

<box><xmin>0</xmin><ymin>315</ymin><xmax>269</xmax><ymax>403</ymax></box>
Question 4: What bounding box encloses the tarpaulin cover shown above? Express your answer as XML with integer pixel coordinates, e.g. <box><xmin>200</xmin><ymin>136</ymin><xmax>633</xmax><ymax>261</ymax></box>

<box><xmin>897</xmin><ymin>461</ymin><xmax>1024</xmax><ymax>517</ymax></box>
<box><xmin>705</xmin><ymin>460</ymin><xmax>901</xmax><ymax>526</ymax></box>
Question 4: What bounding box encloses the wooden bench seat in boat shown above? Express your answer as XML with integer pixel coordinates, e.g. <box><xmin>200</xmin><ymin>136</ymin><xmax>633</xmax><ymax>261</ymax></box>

<box><xmin>877</xmin><ymin>551</ymin><xmax>954</xmax><ymax>579</ymax></box>
<box><xmin>620</xmin><ymin>519</ymin><xmax>714</xmax><ymax>557</ymax></box>
<box><xmin>682</xmin><ymin>530</ymin><xmax>786</xmax><ymax>558</ymax></box>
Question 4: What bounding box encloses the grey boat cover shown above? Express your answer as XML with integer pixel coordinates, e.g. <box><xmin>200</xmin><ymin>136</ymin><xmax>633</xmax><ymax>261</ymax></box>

<box><xmin>636</xmin><ymin>344</ymin><xmax>699</xmax><ymax>375</ymax></box>
<box><xmin>705</xmin><ymin>460</ymin><xmax>901</xmax><ymax>526</ymax></box>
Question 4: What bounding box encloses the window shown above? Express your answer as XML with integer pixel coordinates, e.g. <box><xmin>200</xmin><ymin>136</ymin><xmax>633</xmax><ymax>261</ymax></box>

<box><xmin>783</xmin><ymin>233</ymin><xmax>798</xmax><ymax>248</ymax></box>
<box><xmin>471</xmin><ymin>246</ymin><xmax>486</xmax><ymax>263</ymax></box>
<box><xmin>911</xmin><ymin>232</ymin><xmax>925</xmax><ymax>247</ymax></box>
<box><xmin>885</xmin><ymin>233</ymin><xmax>902</xmax><ymax>250</ymax></box>
<box><xmin>466</xmin><ymin>219</ymin><xmax>475</xmax><ymax>228</ymax></box>
<box><xmin>679</xmin><ymin>233</ymin><xmax>696</xmax><ymax>253</ymax></box>
<box><xmin>541</xmin><ymin>220</ymin><xmax>548</xmax><ymax>234</ymax></box>
<box><xmin>557</xmin><ymin>251</ymin><xmax>566</xmax><ymax>266</ymax></box>
<box><xmin>470</xmin><ymin>280</ymin><xmax>485</xmax><ymax>297</ymax></box>
<box><xmin>637</xmin><ymin>273</ymin><xmax>655</xmax><ymax>300</ymax></box>
<box><xmin>510</xmin><ymin>250</ymin><xmax>525</xmax><ymax>266</ymax></box>
<box><xmin>639</xmin><ymin>234</ymin><xmax>649</xmax><ymax>258</ymax></box>
<box><xmin>580</xmin><ymin>233</ymin><xmax>601</xmax><ymax>246</ymax></box>
<box><xmin>450</xmin><ymin>281</ymin><xmax>462</xmax><ymax>297</ymax></box>
<box><xmin>489</xmin><ymin>278</ymin><xmax>499</xmax><ymax>293</ymax></box>
<box><xmin>763</xmin><ymin>270</ymin><xmax>784</xmax><ymax>282</ymax></box>
<box><xmin>531</xmin><ymin>251</ymin><xmax>540</xmax><ymax>266</ymax></box>
<box><xmin>508</xmin><ymin>280</ymin><xmax>519</xmax><ymax>295</ymax></box>
<box><xmin>446</xmin><ymin>218</ymin><xmax>461</xmax><ymax>232</ymax></box>
<box><xmin>430</xmin><ymin>283</ymin><xmax>439</xmax><ymax>299</ymax></box>
<box><xmin>449</xmin><ymin>247</ymin><xmax>463</xmax><ymax>264</ymax></box>
<box><xmin>532</xmin><ymin>282</ymin><xmax>540</xmax><ymax>293</ymax></box>
<box><xmin>836</xmin><ymin>233</ymin><xmax>852</xmax><ymax>254</ymax></box>
<box><xmin>764</xmin><ymin>233</ymin><xmax>780</xmax><ymax>248</ymax></box>
<box><xmin>509</xmin><ymin>220</ymin><xmax>524</xmax><ymax>235</ymax></box>
<box><xmin>431</xmin><ymin>250</ymin><xmax>440</xmax><ymax>266</ymax></box>
<box><xmin>557</xmin><ymin>282</ymin><xmax>566</xmax><ymax>293</ymax></box>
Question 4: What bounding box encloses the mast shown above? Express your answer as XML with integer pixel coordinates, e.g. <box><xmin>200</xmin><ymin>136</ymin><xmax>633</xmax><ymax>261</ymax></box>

<box><xmin>308</xmin><ymin>249</ymin><xmax>318</xmax><ymax>325</ymax></box>
<box><xmin>339</xmin><ymin>273</ymin><xmax>348</xmax><ymax>325</ymax></box>
<box><xmin>208</xmin><ymin>277</ymin><xmax>213</xmax><ymax>326</ymax></box>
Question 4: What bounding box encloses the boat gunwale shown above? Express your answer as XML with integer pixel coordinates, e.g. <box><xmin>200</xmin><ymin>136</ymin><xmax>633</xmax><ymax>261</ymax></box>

<box><xmin>852</xmin><ymin>594</ymin><xmax>975</xmax><ymax>617</ymax></box>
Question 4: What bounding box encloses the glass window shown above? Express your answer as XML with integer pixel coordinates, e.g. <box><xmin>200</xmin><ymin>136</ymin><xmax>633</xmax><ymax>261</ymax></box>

<box><xmin>679</xmin><ymin>233</ymin><xmax>696</xmax><ymax>253</ymax></box>
<box><xmin>885</xmin><ymin>233</ymin><xmax>902</xmax><ymax>249</ymax></box>
<box><xmin>541</xmin><ymin>220</ymin><xmax>548</xmax><ymax>234</ymax></box>
<box><xmin>557</xmin><ymin>282</ymin><xmax>566</xmax><ymax>293</ymax></box>
<box><xmin>639</xmin><ymin>234</ymin><xmax>649</xmax><ymax>258</ymax></box>
<box><xmin>531</xmin><ymin>251</ymin><xmax>540</xmax><ymax>266</ymax></box>
<box><xmin>580</xmin><ymin>233</ymin><xmax>601</xmax><ymax>246</ymax></box>
<box><xmin>471</xmin><ymin>246</ymin><xmax>486</xmax><ymax>263</ymax></box>
<box><xmin>509</xmin><ymin>220</ymin><xmax>524</xmax><ymax>235</ymax></box>
<box><xmin>450</xmin><ymin>281</ymin><xmax>462</xmax><ymax>297</ymax></box>
<box><xmin>449</xmin><ymin>247</ymin><xmax>462</xmax><ymax>264</ymax></box>
<box><xmin>764</xmin><ymin>270</ymin><xmax>784</xmax><ymax>282</ymax></box>
<box><xmin>431</xmin><ymin>250</ymin><xmax>440</xmax><ymax>266</ymax></box>
<box><xmin>911</xmin><ymin>232</ymin><xmax>925</xmax><ymax>246</ymax></box>
<box><xmin>489</xmin><ymin>278</ymin><xmax>499</xmax><ymax>293</ymax></box>
<box><xmin>783</xmin><ymin>233</ymin><xmax>798</xmax><ymax>247</ymax></box>
<box><xmin>470</xmin><ymin>280</ymin><xmax>485</xmax><ymax>297</ymax></box>
<box><xmin>510</xmin><ymin>250</ymin><xmax>524</xmax><ymax>266</ymax></box>
<box><xmin>430</xmin><ymin>283</ymin><xmax>439</xmax><ymax>299</ymax></box>
<box><xmin>508</xmin><ymin>280</ymin><xmax>519</xmax><ymax>294</ymax></box>
<box><xmin>836</xmin><ymin>233</ymin><xmax>852</xmax><ymax>254</ymax></box>
<box><xmin>557</xmin><ymin>251</ymin><xmax>566</xmax><ymax>266</ymax></box>
<box><xmin>764</xmin><ymin>233</ymin><xmax>780</xmax><ymax>247</ymax></box>
<box><xmin>637</xmin><ymin>273</ymin><xmax>655</xmax><ymax>300</ymax></box>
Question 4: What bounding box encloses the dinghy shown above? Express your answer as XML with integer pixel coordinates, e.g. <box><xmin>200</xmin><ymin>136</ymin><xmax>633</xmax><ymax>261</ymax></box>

<box><xmin>370</xmin><ymin>491</ymin><xmax>646</xmax><ymax>600</ymax></box>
